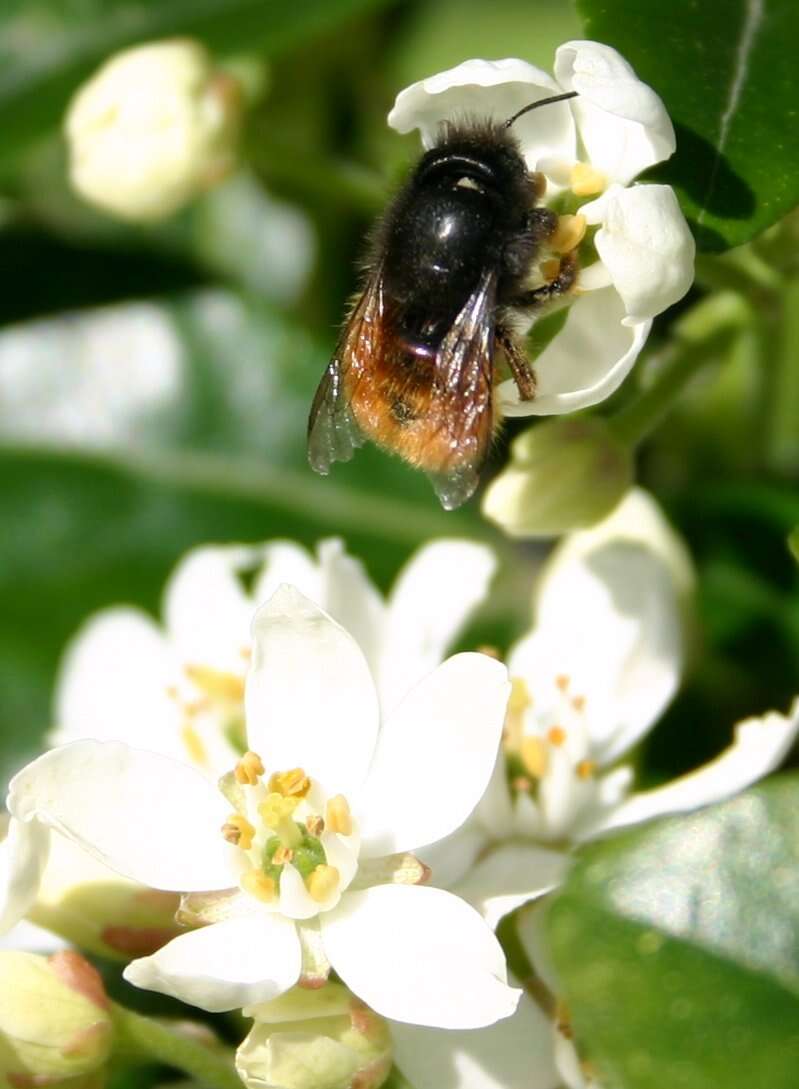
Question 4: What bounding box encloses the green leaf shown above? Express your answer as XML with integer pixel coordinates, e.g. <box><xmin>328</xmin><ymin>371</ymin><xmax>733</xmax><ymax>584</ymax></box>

<box><xmin>0</xmin><ymin>0</ymin><xmax>389</xmax><ymax>164</ymax></box>
<box><xmin>546</xmin><ymin>775</ymin><xmax>799</xmax><ymax>1089</ymax></box>
<box><xmin>577</xmin><ymin>0</ymin><xmax>799</xmax><ymax>251</ymax></box>
<box><xmin>790</xmin><ymin>528</ymin><xmax>799</xmax><ymax>564</ymax></box>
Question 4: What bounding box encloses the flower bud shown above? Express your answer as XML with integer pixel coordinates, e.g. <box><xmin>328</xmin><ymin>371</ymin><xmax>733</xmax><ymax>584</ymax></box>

<box><xmin>237</xmin><ymin>984</ymin><xmax>392</xmax><ymax>1089</ymax></box>
<box><xmin>65</xmin><ymin>39</ymin><xmax>242</xmax><ymax>221</ymax></box>
<box><xmin>482</xmin><ymin>417</ymin><xmax>633</xmax><ymax>537</ymax></box>
<box><xmin>0</xmin><ymin>951</ymin><xmax>113</xmax><ymax>1085</ymax></box>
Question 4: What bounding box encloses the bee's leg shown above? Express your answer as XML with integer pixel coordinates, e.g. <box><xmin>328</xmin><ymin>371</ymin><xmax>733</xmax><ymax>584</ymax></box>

<box><xmin>513</xmin><ymin>251</ymin><xmax>578</xmax><ymax>310</ymax></box>
<box><xmin>497</xmin><ymin>326</ymin><xmax>537</xmax><ymax>401</ymax></box>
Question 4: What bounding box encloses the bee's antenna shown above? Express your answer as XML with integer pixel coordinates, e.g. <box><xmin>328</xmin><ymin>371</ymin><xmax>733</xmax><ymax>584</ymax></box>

<box><xmin>504</xmin><ymin>91</ymin><xmax>578</xmax><ymax>129</ymax></box>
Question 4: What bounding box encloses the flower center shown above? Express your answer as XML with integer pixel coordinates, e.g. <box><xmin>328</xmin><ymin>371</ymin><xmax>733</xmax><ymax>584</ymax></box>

<box><xmin>167</xmin><ymin>659</ymin><xmax>249</xmax><ymax>766</ymax></box>
<box><xmin>220</xmin><ymin>752</ymin><xmax>356</xmax><ymax>909</ymax></box>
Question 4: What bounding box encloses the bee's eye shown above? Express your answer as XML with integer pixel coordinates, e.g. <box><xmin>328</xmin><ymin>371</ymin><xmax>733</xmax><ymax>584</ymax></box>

<box><xmin>454</xmin><ymin>175</ymin><xmax>483</xmax><ymax>193</ymax></box>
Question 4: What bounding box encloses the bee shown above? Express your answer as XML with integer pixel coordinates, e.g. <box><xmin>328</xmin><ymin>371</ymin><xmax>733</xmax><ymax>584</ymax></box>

<box><xmin>308</xmin><ymin>91</ymin><xmax>579</xmax><ymax>510</ymax></box>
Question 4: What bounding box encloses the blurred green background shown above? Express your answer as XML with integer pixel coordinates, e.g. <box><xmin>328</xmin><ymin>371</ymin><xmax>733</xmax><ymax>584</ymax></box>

<box><xmin>0</xmin><ymin>0</ymin><xmax>797</xmax><ymax>795</ymax></box>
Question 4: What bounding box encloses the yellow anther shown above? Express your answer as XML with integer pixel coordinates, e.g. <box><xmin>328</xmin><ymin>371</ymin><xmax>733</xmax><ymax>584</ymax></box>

<box><xmin>272</xmin><ymin>845</ymin><xmax>295</xmax><ymax>865</ymax></box>
<box><xmin>508</xmin><ymin>677</ymin><xmax>533</xmax><ymax>715</ymax></box>
<box><xmin>306</xmin><ymin>864</ymin><xmax>340</xmax><ymax>903</ymax></box>
<box><xmin>540</xmin><ymin>257</ymin><xmax>562</xmax><ymax>282</ymax></box>
<box><xmin>165</xmin><ymin>684</ymin><xmax>178</xmax><ymax>701</ymax></box>
<box><xmin>572</xmin><ymin>695</ymin><xmax>586</xmax><ymax>712</ymax></box>
<box><xmin>181</xmin><ymin>723</ymin><xmax>208</xmax><ymax>768</ymax></box>
<box><xmin>512</xmin><ymin>775</ymin><xmax>532</xmax><ymax>793</ymax></box>
<box><xmin>548</xmin><ymin>726</ymin><xmax>567</xmax><ymax>747</ymax></box>
<box><xmin>576</xmin><ymin>759</ymin><xmax>596</xmax><ymax>780</ymax></box>
<box><xmin>550</xmin><ymin>213</ymin><xmax>587</xmax><ymax>254</ymax></box>
<box><xmin>571</xmin><ymin>162</ymin><xmax>606</xmax><ymax>196</ymax></box>
<box><xmin>326</xmin><ymin>795</ymin><xmax>353</xmax><ymax>836</ymax></box>
<box><xmin>235</xmin><ymin>751</ymin><xmax>265</xmax><ymax>785</ymax></box>
<box><xmin>260</xmin><ymin>793</ymin><xmax>299</xmax><ymax>827</ymax></box>
<box><xmin>269</xmin><ymin>768</ymin><xmax>311</xmax><ymax>798</ymax></box>
<box><xmin>185</xmin><ymin>664</ymin><xmax>246</xmax><ymax>703</ymax></box>
<box><xmin>306</xmin><ymin>815</ymin><xmax>325</xmax><ymax>836</ymax></box>
<box><xmin>475</xmin><ymin>644</ymin><xmax>501</xmax><ymax>659</ymax></box>
<box><xmin>520</xmin><ymin>736</ymin><xmax>549</xmax><ymax>778</ymax></box>
<box><xmin>555</xmin><ymin>674</ymin><xmax>570</xmax><ymax>692</ymax></box>
<box><xmin>221</xmin><ymin>814</ymin><xmax>255</xmax><ymax>850</ymax></box>
<box><xmin>240</xmin><ymin>645</ymin><xmax>252</xmax><ymax>661</ymax></box>
<box><xmin>241</xmin><ymin>870</ymin><xmax>277</xmax><ymax>903</ymax></box>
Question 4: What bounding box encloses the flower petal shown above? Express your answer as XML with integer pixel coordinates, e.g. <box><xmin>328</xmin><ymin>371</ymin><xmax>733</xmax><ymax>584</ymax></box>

<box><xmin>593</xmin><ymin>699</ymin><xmax>799</xmax><ymax>836</ymax></box>
<box><xmin>321</xmin><ymin>885</ymin><xmax>520</xmax><ymax>1028</ymax></box>
<box><xmin>358</xmin><ymin>653</ymin><xmax>509</xmax><ymax>857</ymax></box>
<box><xmin>418</xmin><ymin>824</ymin><xmax>487</xmax><ymax>890</ymax></box>
<box><xmin>555</xmin><ymin>40</ymin><xmax>675</xmax><ymax>183</ymax></box>
<box><xmin>388</xmin><ymin>58</ymin><xmax>575</xmax><ymax>168</ymax></box>
<box><xmin>0</xmin><ymin>818</ymin><xmax>49</xmax><ymax>932</ymax></box>
<box><xmin>246</xmin><ymin>587</ymin><xmax>379</xmax><ymax>796</ymax></box>
<box><xmin>164</xmin><ymin>544</ymin><xmax>260</xmax><ymax>674</ymax></box>
<box><xmin>317</xmin><ymin>539</ymin><xmax>386</xmax><ymax>677</ymax></box>
<box><xmin>391</xmin><ymin>984</ymin><xmax>557</xmax><ymax>1089</ymax></box>
<box><xmin>454</xmin><ymin>843</ymin><xmax>569</xmax><ymax>928</ymax></box>
<box><xmin>512</xmin><ymin>540</ymin><xmax>682</xmax><ymax>765</ymax></box>
<box><xmin>8</xmin><ymin>742</ymin><xmax>232</xmax><ymax>891</ymax></box>
<box><xmin>50</xmin><ymin>607</ymin><xmax>183</xmax><ymax>757</ymax></box>
<box><xmin>251</xmin><ymin>541</ymin><xmax>321</xmax><ymax>605</ymax></box>
<box><xmin>379</xmin><ymin>540</ymin><xmax>496</xmax><ymax>714</ymax></box>
<box><xmin>124</xmin><ymin>911</ymin><xmax>301</xmax><ymax>1011</ymax></box>
<box><xmin>582</xmin><ymin>184</ymin><xmax>695</xmax><ymax>323</ymax></box>
<box><xmin>498</xmin><ymin>288</ymin><xmax>651</xmax><ymax>416</ymax></box>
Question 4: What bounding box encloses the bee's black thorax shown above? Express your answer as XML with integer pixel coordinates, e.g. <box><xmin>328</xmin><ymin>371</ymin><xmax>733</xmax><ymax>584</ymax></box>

<box><xmin>377</xmin><ymin>121</ymin><xmax>543</xmax><ymax>350</ymax></box>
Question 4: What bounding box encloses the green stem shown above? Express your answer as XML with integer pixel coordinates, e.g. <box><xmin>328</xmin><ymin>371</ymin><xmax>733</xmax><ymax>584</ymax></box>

<box><xmin>764</xmin><ymin>278</ymin><xmax>799</xmax><ymax>473</ymax></box>
<box><xmin>609</xmin><ymin>327</ymin><xmax>739</xmax><ymax>448</ymax></box>
<box><xmin>111</xmin><ymin>1003</ymin><xmax>241</xmax><ymax>1089</ymax></box>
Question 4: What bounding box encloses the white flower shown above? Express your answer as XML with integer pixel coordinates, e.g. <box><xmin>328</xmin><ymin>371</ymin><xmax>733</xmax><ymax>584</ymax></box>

<box><xmin>7</xmin><ymin>587</ymin><xmax>517</xmax><ymax>1028</ymax></box>
<box><xmin>51</xmin><ymin>537</ymin><xmax>496</xmax><ymax>773</ymax></box>
<box><xmin>388</xmin><ymin>42</ymin><xmax>695</xmax><ymax>415</ymax></box>
<box><xmin>428</xmin><ymin>491</ymin><xmax>799</xmax><ymax>927</ymax></box>
<box><xmin>65</xmin><ymin>40</ymin><xmax>242</xmax><ymax>221</ymax></box>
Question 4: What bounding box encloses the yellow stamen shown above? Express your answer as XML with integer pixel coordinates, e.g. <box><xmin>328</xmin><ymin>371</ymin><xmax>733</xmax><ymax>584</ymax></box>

<box><xmin>512</xmin><ymin>775</ymin><xmax>532</xmax><ymax>793</ymax></box>
<box><xmin>221</xmin><ymin>814</ymin><xmax>255</xmax><ymax>850</ymax></box>
<box><xmin>520</xmin><ymin>736</ymin><xmax>549</xmax><ymax>778</ymax></box>
<box><xmin>185</xmin><ymin>664</ymin><xmax>246</xmax><ymax>703</ymax></box>
<box><xmin>508</xmin><ymin>677</ymin><xmax>532</xmax><ymax>715</ymax></box>
<box><xmin>555</xmin><ymin>674</ymin><xmax>570</xmax><ymax>692</ymax></box>
<box><xmin>326</xmin><ymin>795</ymin><xmax>353</xmax><ymax>836</ymax></box>
<box><xmin>272</xmin><ymin>845</ymin><xmax>295</xmax><ymax>865</ymax></box>
<box><xmin>475</xmin><ymin>644</ymin><xmax>501</xmax><ymax>660</ymax></box>
<box><xmin>241</xmin><ymin>870</ymin><xmax>277</xmax><ymax>903</ymax></box>
<box><xmin>165</xmin><ymin>685</ymin><xmax>178</xmax><ymax>701</ymax></box>
<box><xmin>548</xmin><ymin>725</ymin><xmax>567</xmax><ymax>747</ymax></box>
<box><xmin>181</xmin><ymin>723</ymin><xmax>208</xmax><ymax>768</ymax></box>
<box><xmin>540</xmin><ymin>257</ymin><xmax>562</xmax><ymax>282</ymax></box>
<box><xmin>269</xmin><ymin>768</ymin><xmax>311</xmax><ymax>798</ymax></box>
<box><xmin>306</xmin><ymin>815</ymin><xmax>325</xmax><ymax>836</ymax></box>
<box><xmin>550</xmin><ymin>213</ymin><xmax>587</xmax><ymax>254</ymax></box>
<box><xmin>260</xmin><ymin>793</ymin><xmax>302</xmax><ymax>847</ymax></box>
<box><xmin>306</xmin><ymin>864</ymin><xmax>340</xmax><ymax>902</ymax></box>
<box><xmin>240</xmin><ymin>645</ymin><xmax>251</xmax><ymax>661</ymax></box>
<box><xmin>235</xmin><ymin>751</ymin><xmax>265</xmax><ymax>785</ymax></box>
<box><xmin>576</xmin><ymin>759</ymin><xmax>596</xmax><ymax>780</ymax></box>
<box><xmin>529</xmin><ymin>170</ymin><xmax>547</xmax><ymax>200</ymax></box>
<box><xmin>572</xmin><ymin>695</ymin><xmax>586</xmax><ymax>712</ymax></box>
<box><xmin>571</xmin><ymin>162</ymin><xmax>606</xmax><ymax>196</ymax></box>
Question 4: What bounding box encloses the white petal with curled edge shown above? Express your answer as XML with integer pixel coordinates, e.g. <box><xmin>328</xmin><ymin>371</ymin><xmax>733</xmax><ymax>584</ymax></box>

<box><xmin>317</xmin><ymin>539</ymin><xmax>386</xmax><ymax>678</ymax></box>
<box><xmin>321</xmin><ymin>885</ymin><xmax>520</xmax><ymax>1028</ymax></box>
<box><xmin>391</xmin><ymin>983</ymin><xmax>557</xmax><ymax>1089</ymax></box>
<box><xmin>593</xmin><ymin>699</ymin><xmax>799</xmax><ymax>836</ymax></box>
<box><xmin>523</xmin><ymin>542</ymin><xmax>682</xmax><ymax>765</ymax></box>
<box><xmin>454</xmin><ymin>843</ymin><xmax>569</xmax><ymax>928</ymax></box>
<box><xmin>388</xmin><ymin>58</ymin><xmax>576</xmax><ymax>168</ymax></box>
<box><xmin>583</xmin><ymin>184</ymin><xmax>695</xmax><ymax>324</ymax></box>
<box><xmin>50</xmin><ymin>607</ymin><xmax>183</xmax><ymax>758</ymax></box>
<box><xmin>418</xmin><ymin>824</ymin><xmax>487</xmax><ymax>891</ymax></box>
<box><xmin>555</xmin><ymin>40</ymin><xmax>675</xmax><ymax>184</ymax></box>
<box><xmin>246</xmin><ymin>587</ymin><xmax>379</xmax><ymax>796</ymax></box>
<box><xmin>0</xmin><ymin>818</ymin><xmax>50</xmax><ymax>932</ymax></box>
<box><xmin>379</xmin><ymin>540</ymin><xmax>496</xmax><ymax>714</ymax></box>
<box><xmin>498</xmin><ymin>288</ymin><xmax>651</xmax><ymax>416</ymax></box>
<box><xmin>164</xmin><ymin>544</ymin><xmax>261</xmax><ymax>674</ymax></box>
<box><xmin>124</xmin><ymin>911</ymin><xmax>301</xmax><ymax>1012</ymax></box>
<box><xmin>357</xmin><ymin>653</ymin><xmax>509</xmax><ymax>858</ymax></box>
<box><xmin>8</xmin><ymin>741</ymin><xmax>232</xmax><ymax>891</ymax></box>
<box><xmin>251</xmin><ymin>541</ymin><xmax>321</xmax><ymax>608</ymax></box>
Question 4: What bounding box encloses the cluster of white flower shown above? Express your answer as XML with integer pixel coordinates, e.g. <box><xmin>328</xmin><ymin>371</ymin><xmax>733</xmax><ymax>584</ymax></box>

<box><xmin>2</xmin><ymin>489</ymin><xmax>796</xmax><ymax>1089</ymax></box>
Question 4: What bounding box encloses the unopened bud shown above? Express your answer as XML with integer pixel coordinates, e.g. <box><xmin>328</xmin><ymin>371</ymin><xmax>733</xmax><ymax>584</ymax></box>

<box><xmin>0</xmin><ymin>951</ymin><xmax>113</xmax><ymax>1084</ymax></box>
<box><xmin>237</xmin><ymin>984</ymin><xmax>392</xmax><ymax>1089</ymax></box>
<box><xmin>65</xmin><ymin>39</ymin><xmax>242</xmax><ymax>221</ymax></box>
<box><xmin>482</xmin><ymin>417</ymin><xmax>632</xmax><ymax>538</ymax></box>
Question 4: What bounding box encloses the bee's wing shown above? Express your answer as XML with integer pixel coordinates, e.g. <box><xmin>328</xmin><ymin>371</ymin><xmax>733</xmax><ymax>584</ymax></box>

<box><xmin>426</xmin><ymin>268</ymin><xmax>498</xmax><ymax>510</ymax></box>
<box><xmin>307</xmin><ymin>270</ymin><xmax>385</xmax><ymax>475</ymax></box>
